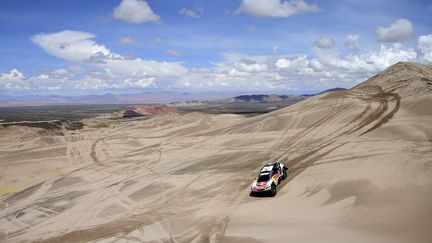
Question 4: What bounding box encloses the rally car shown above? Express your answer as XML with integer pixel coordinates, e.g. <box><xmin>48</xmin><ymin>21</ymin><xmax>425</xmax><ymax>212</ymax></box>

<box><xmin>250</xmin><ymin>162</ymin><xmax>288</xmax><ymax>197</ymax></box>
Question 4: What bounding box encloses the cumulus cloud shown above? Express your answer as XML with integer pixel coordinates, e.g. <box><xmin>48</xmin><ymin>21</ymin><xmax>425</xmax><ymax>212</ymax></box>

<box><xmin>119</xmin><ymin>37</ymin><xmax>139</xmax><ymax>45</ymax></box>
<box><xmin>31</xmin><ymin>30</ymin><xmax>187</xmax><ymax>80</ymax></box>
<box><xmin>0</xmin><ymin>69</ymin><xmax>25</xmax><ymax>81</ymax></box>
<box><xmin>234</xmin><ymin>58</ymin><xmax>269</xmax><ymax>72</ymax></box>
<box><xmin>314</xmin><ymin>43</ymin><xmax>417</xmax><ymax>73</ymax></box>
<box><xmin>32</xmin><ymin>31</ymin><xmax>113</xmax><ymax>62</ymax></box>
<box><xmin>113</xmin><ymin>0</ymin><xmax>160</xmax><ymax>24</ymax></box>
<box><xmin>179</xmin><ymin>7</ymin><xmax>203</xmax><ymax>18</ymax></box>
<box><xmin>314</xmin><ymin>36</ymin><xmax>335</xmax><ymax>48</ymax></box>
<box><xmin>0</xmin><ymin>69</ymin><xmax>29</xmax><ymax>91</ymax></box>
<box><xmin>345</xmin><ymin>34</ymin><xmax>359</xmax><ymax>52</ymax></box>
<box><xmin>417</xmin><ymin>34</ymin><xmax>432</xmax><ymax>62</ymax></box>
<box><xmin>9</xmin><ymin>31</ymin><xmax>432</xmax><ymax>93</ymax></box>
<box><xmin>0</xmin><ymin>66</ymin><xmax>163</xmax><ymax>91</ymax></box>
<box><xmin>275</xmin><ymin>58</ymin><xmax>290</xmax><ymax>68</ymax></box>
<box><xmin>375</xmin><ymin>19</ymin><xmax>414</xmax><ymax>43</ymax></box>
<box><xmin>176</xmin><ymin>38</ymin><xmax>429</xmax><ymax>91</ymax></box>
<box><xmin>237</xmin><ymin>0</ymin><xmax>320</xmax><ymax>18</ymax></box>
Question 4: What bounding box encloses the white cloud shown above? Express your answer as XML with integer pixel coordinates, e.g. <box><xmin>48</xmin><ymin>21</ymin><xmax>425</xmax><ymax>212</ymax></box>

<box><xmin>0</xmin><ymin>69</ymin><xmax>29</xmax><ymax>91</ymax></box>
<box><xmin>313</xmin><ymin>43</ymin><xmax>417</xmax><ymax>73</ymax></box>
<box><xmin>113</xmin><ymin>0</ymin><xmax>160</xmax><ymax>24</ymax></box>
<box><xmin>375</xmin><ymin>19</ymin><xmax>414</xmax><ymax>43</ymax></box>
<box><xmin>103</xmin><ymin>59</ymin><xmax>187</xmax><ymax>77</ymax></box>
<box><xmin>417</xmin><ymin>35</ymin><xmax>432</xmax><ymax>62</ymax></box>
<box><xmin>275</xmin><ymin>58</ymin><xmax>290</xmax><ymax>68</ymax></box>
<box><xmin>122</xmin><ymin>77</ymin><xmax>156</xmax><ymax>88</ymax></box>
<box><xmin>16</xmin><ymin>66</ymin><xmax>160</xmax><ymax>91</ymax></box>
<box><xmin>35</xmin><ymin>74</ymin><xmax>50</xmax><ymax>80</ymax></box>
<box><xmin>10</xmin><ymin>32</ymin><xmax>432</xmax><ymax>93</ymax></box>
<box><xmin>32</xmin><ymin>30</ymin><xmax>187</xmax><ymax>77</ymax></box>
<box><xmin>314</xmin><ymin>36</ymin><xmax>335</xmax><ymax>48</ymax></box>
<box><xmin>179</xmin><ymin>7</ymin><xmax>203</xmax><ymax>18</ymax></box>
<box><xmin>32</xmin><ymin>31</ymin><xmax>114</xmax><ymax>62</ymax></box>
<box><xmin>0</xmin><ymin>69</ymin><xmax>25</xmax><ymax>81</ymax></box>
<box><xmin>0</xmin><ymin>65</ymin><xmax>166</xmax><ymax>92</ymax></box>
<box><xmin>237</xmin><ymin>0</ymin><xmax>320</xmax><ymax>18</ymax></box>
<box><xmin>177</xmin><ymin>38</ymin><xmax>428</xmax><ymax>91</ymax></box>
<box><xmin>345</xmin><ymin>34</ymin><xmax>359</xmax><ymax>52</ymax></box>
<box><xmin>164</xmin><ymin>49</ymin><xmax>183</xmax><ymax>57</ymax></box>
<box><xmin>119</xmin><ymin>37</ymin><xmax>139</xmax><ymax>45</ymax></box>
<box><xmin>216</xmin><ymin>55</ymin><xmax>270</xmax><ymax>74</ymax></box>
<box><xmin>234</xmin><ymin>58</ymin><xmax>269</xmax><ymax>72</ymax></box>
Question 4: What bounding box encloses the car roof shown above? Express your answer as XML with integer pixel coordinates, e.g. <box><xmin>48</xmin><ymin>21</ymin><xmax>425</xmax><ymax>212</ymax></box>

<box><xmin>260</xmin><ymin>165</ymin><xmax>273</xmax><ymax>172</ymax></box>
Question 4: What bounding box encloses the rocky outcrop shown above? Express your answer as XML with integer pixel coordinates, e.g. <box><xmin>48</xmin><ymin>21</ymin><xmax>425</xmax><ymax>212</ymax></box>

<box><xmin>134</xmin><ymin>104</ymin><xmax>178</xmax><ymax>114</ymax></box>
<box><xmin>112</xmin><ymin>105</ymin><xmax>178</xmax><ymax>118</ymax></box>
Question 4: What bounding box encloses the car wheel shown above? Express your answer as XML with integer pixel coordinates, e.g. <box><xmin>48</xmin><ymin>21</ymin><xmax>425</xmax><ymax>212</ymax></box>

<box><xmin>270</xmin><ymin>184</ymin><xmax>277</xmax><ymax>197</ymax></box>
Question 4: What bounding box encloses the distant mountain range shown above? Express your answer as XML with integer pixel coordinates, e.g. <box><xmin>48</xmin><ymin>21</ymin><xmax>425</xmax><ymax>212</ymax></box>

<box><xmin>0</xmin><ymin>92</ymin><xmax>242</xmax><ymax>106</ymax></box>
<box><xmin>210</xmin><ymin>88</ymin><xmax>347</xmax><ymax>104</ymax></box>
<box><xmin>0</xmin><ymin>88</ymin><xmax>346</xmax><ymax>106</ymax></box>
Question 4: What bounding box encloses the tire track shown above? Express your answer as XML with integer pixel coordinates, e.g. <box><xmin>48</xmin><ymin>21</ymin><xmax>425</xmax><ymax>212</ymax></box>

<box><xmin>1</xmin><ymin>84</ymin><xmax>405</xmax><ymax>243</ymax></box>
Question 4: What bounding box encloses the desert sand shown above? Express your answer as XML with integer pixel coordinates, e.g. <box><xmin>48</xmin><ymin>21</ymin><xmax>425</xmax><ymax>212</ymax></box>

<box><xmin>0</xmin><ymin>62</ymin><xmax>431</xmax><ymax>242</ymax></box>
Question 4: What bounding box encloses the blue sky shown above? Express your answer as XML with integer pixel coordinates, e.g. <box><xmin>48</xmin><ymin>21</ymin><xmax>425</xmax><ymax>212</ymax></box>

<box><xmin>0</xmin><ymin>0</ymin><xmax>431</xmax><ymax>95</ymax></box>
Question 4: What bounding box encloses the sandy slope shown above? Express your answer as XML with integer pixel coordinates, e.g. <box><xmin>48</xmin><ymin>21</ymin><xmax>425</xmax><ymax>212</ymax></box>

<box><xmin>0</xmin><ymin>62</ymin><xmax>431</xmax><ymax>242</ymax></box>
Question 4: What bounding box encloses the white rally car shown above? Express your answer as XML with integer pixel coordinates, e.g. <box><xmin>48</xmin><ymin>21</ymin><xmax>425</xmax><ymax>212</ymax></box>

<box><xmin>250</xmin><ymin>162</ymin><xmax>288</xmax><ymax>197</ymax></box>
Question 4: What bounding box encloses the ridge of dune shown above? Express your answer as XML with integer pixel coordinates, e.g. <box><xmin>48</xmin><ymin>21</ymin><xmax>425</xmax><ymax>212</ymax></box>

<box><xmin>0</xmin><ymin>62</ymin><xmax>431</xmax><ymax>243</ymax></box>
<box><xmin>354</xmin><ymin>62</ymin><xmax>432</xmax><ymax>97</ymax></box>
<box><xmin>224</xmin><ymin>62</ymin><xmax>432</xmax><ymax>243</ymax></box>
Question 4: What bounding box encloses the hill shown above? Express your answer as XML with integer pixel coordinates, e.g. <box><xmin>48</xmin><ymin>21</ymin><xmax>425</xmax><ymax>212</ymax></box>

<box><xmin>0</xmin><ymin>62</ymin><xmax>430</xmax><ymax>243</ymax></box>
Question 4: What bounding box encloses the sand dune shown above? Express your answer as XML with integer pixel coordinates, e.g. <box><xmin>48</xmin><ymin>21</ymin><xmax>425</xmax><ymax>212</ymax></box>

<box><xmin>0</xmin><ymin>62</ymin><xmax>431</xmax><ymax>242</ymax></box>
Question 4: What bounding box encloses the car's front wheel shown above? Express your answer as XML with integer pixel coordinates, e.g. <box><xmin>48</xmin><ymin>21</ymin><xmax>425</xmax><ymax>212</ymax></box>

<box><xmin>282</xmin><ymin>171</ymin><xmax>287</xmax><ymax>180</ymax></box>
<box><xmin>270</xmin><ymin>184</ymin><xmax>277</xmax><ymax>197</ymax></box>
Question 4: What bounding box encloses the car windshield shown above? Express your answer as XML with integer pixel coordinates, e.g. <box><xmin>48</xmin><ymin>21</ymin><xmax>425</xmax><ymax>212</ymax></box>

<box><xmin>257</xmin><ymin>174</ymin><xmax>270</xmax><ymax>182</ymax></box>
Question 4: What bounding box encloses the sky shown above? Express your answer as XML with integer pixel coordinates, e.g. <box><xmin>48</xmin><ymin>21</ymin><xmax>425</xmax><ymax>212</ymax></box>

<box><xmin>0</xmin><ymin>0</ymin><xmax>432</xmax><ymax>96</ymax></box>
